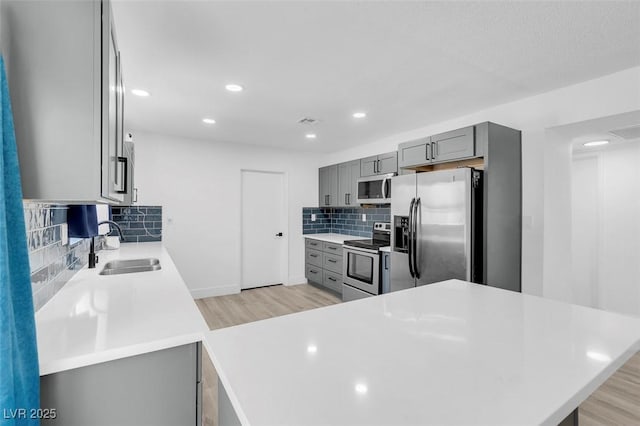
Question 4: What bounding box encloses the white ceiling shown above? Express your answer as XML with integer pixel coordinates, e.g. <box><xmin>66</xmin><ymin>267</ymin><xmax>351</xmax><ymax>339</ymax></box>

<box><xmin>112</xmin><ymin>0</ymin><xmax>640</xmax><ymax>153</ymax></box>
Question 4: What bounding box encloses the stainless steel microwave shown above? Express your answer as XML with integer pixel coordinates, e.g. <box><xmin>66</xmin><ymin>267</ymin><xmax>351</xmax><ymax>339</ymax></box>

<box><xmin>357</xmin><ymin>173</ymin><xmax>394</xmax><ymax>204</ymax></box>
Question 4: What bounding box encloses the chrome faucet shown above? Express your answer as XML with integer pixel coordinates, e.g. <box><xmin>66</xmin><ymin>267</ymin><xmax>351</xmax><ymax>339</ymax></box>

<box><xmin>98</xmin><ymin>220</ymin><xmax>125</xmax><ymax>242</ymax></box>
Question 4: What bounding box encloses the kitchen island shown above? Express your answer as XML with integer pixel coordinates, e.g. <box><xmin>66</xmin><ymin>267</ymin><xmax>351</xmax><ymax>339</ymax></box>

<box><xmin>203</xmin><ymin>279</ymin><xmax>640</xmax><ymax>425</ymax></box>
<box><xmin>36</xmin><ymin>242</ymin><xmax>208</xmax><ymax>425</ymax></box>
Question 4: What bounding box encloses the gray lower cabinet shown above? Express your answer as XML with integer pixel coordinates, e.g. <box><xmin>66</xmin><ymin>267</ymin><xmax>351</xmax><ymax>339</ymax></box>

<box><xmin>337</xmin><ymin>160</ymin><xmax>360</xmax><ymax>206</ymax></box>
<box><xmin>319</xmin><ymin>165</ymin><xmax>338</xmax><ymax>207</ymax></box>
<box><xmin>40</xmin><ymin>342</ymin><xmax>202</xmax><ymax>426</ymax></box>
<box><xmin>305</xmin><ymin>239</ymin><xmax>343</xmax><ymax>295</ymax></box>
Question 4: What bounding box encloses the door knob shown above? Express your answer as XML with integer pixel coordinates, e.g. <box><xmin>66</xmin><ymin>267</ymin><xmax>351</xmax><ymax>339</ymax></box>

<box><xmin>275</xmin><ymin>232</ymin><xmax>283</xmax><ymax>237</ymax></box>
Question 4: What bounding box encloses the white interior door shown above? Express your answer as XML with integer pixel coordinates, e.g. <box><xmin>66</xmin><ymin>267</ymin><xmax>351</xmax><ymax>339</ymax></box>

<box><xmin>241</xmin><ymin>170</ymin><xmax>287</xmax><ymax>289</ymax></box>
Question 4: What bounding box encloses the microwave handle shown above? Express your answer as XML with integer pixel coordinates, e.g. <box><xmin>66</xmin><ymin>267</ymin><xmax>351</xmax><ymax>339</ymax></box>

<box><xmin>382</xmin><ymin>176</ymin><xmax>391</xmax><ymax>199</ymax></box>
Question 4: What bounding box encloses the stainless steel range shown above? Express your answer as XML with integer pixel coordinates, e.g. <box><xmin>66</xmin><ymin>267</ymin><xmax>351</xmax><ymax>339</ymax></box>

<box><xmin>342</xmin><ymin>222</ymin><xmax>390</xmax><ymax>301</ymax></box>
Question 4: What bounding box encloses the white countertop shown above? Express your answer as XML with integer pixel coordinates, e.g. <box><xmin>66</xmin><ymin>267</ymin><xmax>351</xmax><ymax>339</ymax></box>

<box><xmin>304</xmin><ymin>233</ymin><xmax>364</xmax><ymax>244</ymax></box>
<box><xmin>203</xmin><ymin>280</ymin><xmax>640</xmax><ymax>426</ymax></box>
<box><xmin>36</xmin><ymin>242</ymin><xmax>208</xmax><ymax>376</ymax></box>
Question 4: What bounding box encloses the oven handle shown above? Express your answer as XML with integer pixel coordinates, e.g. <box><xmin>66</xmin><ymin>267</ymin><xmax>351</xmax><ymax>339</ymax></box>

<box><xmin>408</xmin><ymin>197</ymin><xmax>416</xmax><ymax>278</ymax></box>
<box><xmin>413</xmin><ymin>197</ymin><xmax>421</xmax><ymax>279</ymax></box>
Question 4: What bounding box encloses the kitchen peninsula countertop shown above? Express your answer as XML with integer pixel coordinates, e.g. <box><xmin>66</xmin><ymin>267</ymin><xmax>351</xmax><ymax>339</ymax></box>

<box><xmin>35</xmin><ymin>242</ymin><xmax>208</xmax><ymax>376</ymax></box>
<box><xmin>303</xmin><ymin>233</ymin><xmax>364</xmax><ymax>244</ymax></box>
<box><xmin>203</xmin><ymin>280</ymin><xmax>640</xmax><ymax>425</ymax></box>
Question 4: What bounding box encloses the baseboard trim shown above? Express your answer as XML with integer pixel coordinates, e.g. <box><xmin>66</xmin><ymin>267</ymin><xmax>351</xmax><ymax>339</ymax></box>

<box><xmin>286</xmin><ymin>276</ymin><xmax>308</xmax><ymax>286</ymax></box>
<box><xmin>191</xmin><ymin>284</ymin><xmax>240</xmax><ymax>299</ymax></box>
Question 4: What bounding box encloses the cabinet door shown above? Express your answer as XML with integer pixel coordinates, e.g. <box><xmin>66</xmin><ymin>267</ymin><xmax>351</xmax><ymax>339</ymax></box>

<box><xmin>318</xmin><ymin>167</ymin><xmax>328</xmax><ymax>206</ymax></box>
<box><xmin>348</xmin><ymin>160</ymin><xmax>361</xmax><ymax>206</ymax></box>
<box><xmin>377</xmin><ymin>151</ymin><xmax>398</xmax><ymax>174</ymax></box>
<box><xmin>337</xmin><ymin>162</ymin><xmax>351</xmax><ymax>207</ymax></box>
<box><xmin>360</xmin><ymin>155</ymin><xmax>378</xmax><ymax>177</ymax></box>
<box><xmin>398</xmin><ymin>138</ymin><xmax>431</xmax><ymax>168</ymax></box>
<box><xmin>432</xmin><ymin>126</ymin><xmax>475</xmax><ymax>162</ymax></box>
<box><xmin>326</xmin><ymin>164</ymin><xmax>339</xmax><ymax>206</ymax></box>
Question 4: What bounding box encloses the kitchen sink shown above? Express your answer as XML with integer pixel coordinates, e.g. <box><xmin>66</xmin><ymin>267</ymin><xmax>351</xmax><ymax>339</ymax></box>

<box><xmin>99</xmin><ymin>258</ymin><xmax>162</xmax><ymax>275</ymax></box>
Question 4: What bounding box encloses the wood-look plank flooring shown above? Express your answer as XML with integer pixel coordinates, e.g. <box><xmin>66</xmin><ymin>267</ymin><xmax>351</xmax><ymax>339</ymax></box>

<box><xmin>196</xmin><ymin>284</ymin><xmax>640</xmax><ymax>426</ymax></box>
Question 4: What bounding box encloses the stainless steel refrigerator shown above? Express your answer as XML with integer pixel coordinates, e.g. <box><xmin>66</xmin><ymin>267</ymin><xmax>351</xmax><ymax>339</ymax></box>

<box><xmin>390</xmin><ymin>168</ymin><xmax>482</xmax><ymax>292</ymax></box>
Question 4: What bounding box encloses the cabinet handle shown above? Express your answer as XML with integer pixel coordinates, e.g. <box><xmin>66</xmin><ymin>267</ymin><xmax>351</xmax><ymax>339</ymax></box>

<box><xmin>115</xmin><ymin>156</ymin><xmax>128</xmax><ymax>193</ymax></box>
<box><xmin>377</xmin><ymin>159</ymin><xmax>381</xmax><ymax>173</ymax></box>
<box><xmin>431</xmin><ymin>142</ymin><xmax>437</xmax><ymax>158</ymax></box>
<box><xmin>347</xmin><ymin>193</ymin><xmax>351</xmax><ymax>205</ymax></box>
<box><xmin>328</xmin><ymin>277</ymin><xmax>337</xmax><ymax>282</ymax></box>
<box><xmin>328</xmin><ymin>259</ymin><xmax>337</xmax><ymax>263</ymax></box>
<box><xmin>328</xmin><ymin>246</ymin><xmax>337</xmax><ymax>250</ymax></box>
<box><xmin>327</xmin><ymin>195</ymin><xmax>331</xmax><ymax>205</ymax></box>
<box><xmin>426</xmin><ymin>143</ymin><xmax>431</xmax><ymax>161</ymax></box>
<box><xmin>310</xmin><ymin>269</ymin><xmax>317</xmax><ymax>274</ymax></box>
<box><xmin>345</xmin><ymin>193</ymin><xmax>348</xmax><ymax>205</ymax></box>
<box><xmin>133</xmin><ymin>188</ymin><xmax>138</xmax><ymax>203</ymax></box>
<box><xmin>310</xmin><ymin>254</ymin><xmax>319</xmax><ymax>258</ymax></box>
<box><xmin>310</xmin><ymin>242</ymin><xmax>318</xmax><ymax>246</ymax></box>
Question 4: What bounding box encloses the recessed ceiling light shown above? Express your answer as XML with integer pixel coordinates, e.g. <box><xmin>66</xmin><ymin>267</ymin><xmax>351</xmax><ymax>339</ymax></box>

<box><xmin>583</xmin><ymin>140</ymin><xmax>609</xmax><ymax>147</ymax></box>
<box><xmin>305</xmin><ymin>133</ymin><xmax>317</xmax><ymax>139</ymax></box>
<box><xmin>202</xmin><ymin>118</ymin><xmax>216</xmax><ymax>125</ymax></box>
<box><xmin>131</xmin><ymin>89</ymin><xmax>150</xmax><ymax>97</ymax></box>
<box><xmin>225</xmin><ymin>84</ymin><xmax>244</xmax><ymax>92</ymax></box>
<box><xmin>352</xmin><ymin>112</ymin><xmax>367</xmax><ymax>119</ymax></box>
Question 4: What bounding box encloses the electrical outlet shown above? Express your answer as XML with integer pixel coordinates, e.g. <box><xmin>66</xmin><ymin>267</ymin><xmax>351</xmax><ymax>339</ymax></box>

<box><xmin>362</xmin><ymin>213</ymin><xmax>366</xmax><ymax>222</ymax></box>
<box><xmin>311</xmin><ymin>213</ymin><xmax>317</xmax><ymax>222</ymax></box>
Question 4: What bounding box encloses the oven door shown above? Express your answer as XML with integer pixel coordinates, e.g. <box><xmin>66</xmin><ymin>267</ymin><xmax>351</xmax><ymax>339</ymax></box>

<box><xmin>343</xmin><ymin>247</ymin><xmax>381</xmax><ymax>295</ymax></box>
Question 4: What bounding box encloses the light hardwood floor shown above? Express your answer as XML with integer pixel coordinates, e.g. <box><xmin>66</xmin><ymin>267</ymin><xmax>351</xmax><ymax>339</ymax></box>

<box><xmin>196</xmin><ymin>284</ymin><xmax>640</xmax><ymax>426</ymax></box>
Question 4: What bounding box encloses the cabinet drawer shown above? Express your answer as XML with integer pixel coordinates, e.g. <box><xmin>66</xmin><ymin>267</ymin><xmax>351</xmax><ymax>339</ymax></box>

<box><xmin>305</xmin><ymin>248</ymin><xmax>323</xmax><ymax>267</ymax></box>
<box><xmin>323</xmin><ymin>270</ymin><xmax>342</xmax><ymax>293</ymax></box>
<box><xmin>323</xmin><ymin>242</ymin><xmax>343</xmax><ymax>256</ymax></box>
<box><xmin>305</xmin><ymin>264</ymin><xmax>323</xmax><ymax>284</ymax></box>
<box><xmin>323</xmin><ymin>253</ymin><xmax>343</xmax><ymax>274</ymax></box>
<box><xmin>305</xmin><ymin>239</ymin><xmax>322</xmax><ymax>250</ymax></box>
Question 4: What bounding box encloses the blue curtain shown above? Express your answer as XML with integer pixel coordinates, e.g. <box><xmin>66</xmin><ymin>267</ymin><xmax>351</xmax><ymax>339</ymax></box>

<box><xmin>0</xmin><ymin>56</ymin><xmax>40</xmax><ymax>424</ymax></box>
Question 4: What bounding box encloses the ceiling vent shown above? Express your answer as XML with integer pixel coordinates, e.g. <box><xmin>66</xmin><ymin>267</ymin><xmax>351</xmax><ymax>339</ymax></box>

<box><xmin>609</xmin><ymin>124</ymin><xmax>640</xmax><ymax>140</ymax></box>
<box><xmin>298</xmin><ymin>117</ymin><xmax>320</xmax><ymax>125</ymax></box>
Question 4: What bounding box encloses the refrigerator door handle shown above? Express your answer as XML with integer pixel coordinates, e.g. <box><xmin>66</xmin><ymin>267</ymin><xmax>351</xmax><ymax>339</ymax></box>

<box><xmin>413</xmin><ymin>197</ymin><xmax>421</xmax><ymax>279</ymax></box>
<box><xmin>408</xmin><ymin>197</ymin><xmax>416</xmax><ymax>278</ymax></box>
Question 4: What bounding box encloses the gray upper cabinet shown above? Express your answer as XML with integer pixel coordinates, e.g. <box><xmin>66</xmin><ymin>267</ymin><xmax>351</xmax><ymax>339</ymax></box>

<box><xmin>337</xmin><ymin>160</ymin><xmax>360</xmax><ymax>206</ymax></box>
<box><xmin>398</xmin><ymin>137</ymin><xmax>432</xmax><ymax>168</ymax></box>
<box><xmin>431</xmin><ymin>126</ymin><xmax>475</xmax><ymax>162</ymax></box>
<box><xmin>360</xmin><ymin>155</ymin><xmax>378</xmax><ymax>177</ymax></box>
<box><xmin>2</xmin><ymin>0</ymin><xmax>127</xmax><ymax>203</ymax></box>
<box><xmin>361</xmin><ymin>151</ymin><xmax>398</xmax><ymax>177</ymax></box>
<box><xmin>397</xmin><ymin>125</ymin><xmax>476</xmax><ymax>168</ymax></box>
<box><xmin>318</xmin><ymin>165</ymin><xmax>338</xmax><ymax>207</ymax></box>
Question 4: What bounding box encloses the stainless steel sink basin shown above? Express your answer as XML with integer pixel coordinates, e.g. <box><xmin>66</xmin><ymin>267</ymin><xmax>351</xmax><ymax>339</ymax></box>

<box><xmin>99</xmin><ymin>258</ymin><xmax>162</xmax><ymax>275</ymax></box>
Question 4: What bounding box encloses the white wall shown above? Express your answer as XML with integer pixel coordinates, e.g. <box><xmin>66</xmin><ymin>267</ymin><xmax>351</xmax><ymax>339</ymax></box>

<box><xmin>571</xmin><ymin>142</ymin><xmax>640</xmax><ymax>316</ymax></box>
<box><xmin>132</xmin><ymin>131</ymin><xmax>320</xmax><ymax>297</ymax></box>
<box><xmin>322</xmin><ymin>66</ymin><xmax>640</xmax><ymax>298</ymax></box>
